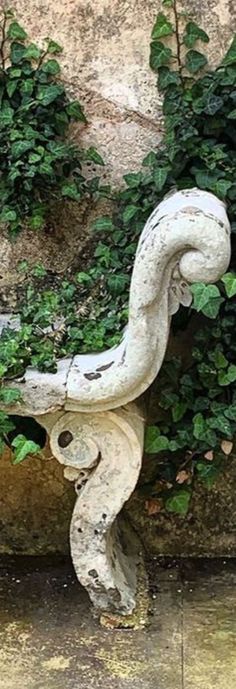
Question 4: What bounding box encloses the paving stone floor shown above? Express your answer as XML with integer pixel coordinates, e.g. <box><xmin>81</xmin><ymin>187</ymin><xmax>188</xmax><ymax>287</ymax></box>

<box><xmin>0</xmin><ymin>556</ymin><xmax>235</xmax><ymax>689</ymax></box>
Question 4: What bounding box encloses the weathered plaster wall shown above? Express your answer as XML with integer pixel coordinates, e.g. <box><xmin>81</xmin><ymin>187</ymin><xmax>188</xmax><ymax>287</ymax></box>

<box><xmin>5</xmin><ymin>0</ymin><xmax>235</xmax><ymax>182</ymax></box>
<box><xmin>1</xmin><ymin>0</ymin><xmax>236</xmax><ymax>555</ymax></box>
<box><xmin>0</xmin><ymin>445</ymin><xmax>74</xmax><ymax>555</ymax></box>
<box><xmin>1</xmin><ymin>442</ymin><xmax>236</xmax><ymax>557</ymax></box>
<box><xmin>1</xmin><ymin>0</ymin><xmax>236</xmax><ymax>292</ymax></box>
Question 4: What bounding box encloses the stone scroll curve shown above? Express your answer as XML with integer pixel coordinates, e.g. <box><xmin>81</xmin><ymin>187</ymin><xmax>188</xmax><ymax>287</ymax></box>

<box><xmin>3</xmin><ymin>189</ymin><xmax>231</xmax><ymax>417</ymax></box>
<box><xmin>40</xmin><ymin>404</ymin><xmax>144</xmax><ymax>614</ymax></box>
<box><xmin>1</xmin><ymin>188</ymin><xmax>231</xmax><ymax>617</ymax></box>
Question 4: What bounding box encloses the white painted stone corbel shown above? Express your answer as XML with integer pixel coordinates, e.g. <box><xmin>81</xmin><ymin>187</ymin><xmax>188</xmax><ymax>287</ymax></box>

<box><xmin>1</xmin><ymin>188</ymin><xmax>231</xmax><ymax>616</ymax></box>
<box><xmin>37</xmin><ymin>403</ymin><xmax>145</xmax><ymax>614</ymax></box>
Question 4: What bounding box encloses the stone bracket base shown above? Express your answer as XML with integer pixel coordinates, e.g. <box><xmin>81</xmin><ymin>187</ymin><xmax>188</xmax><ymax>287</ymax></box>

<box><xmin>37</xmin><ymin>403</ymin><xmax>145</xmax><ymax>615</ymax></box>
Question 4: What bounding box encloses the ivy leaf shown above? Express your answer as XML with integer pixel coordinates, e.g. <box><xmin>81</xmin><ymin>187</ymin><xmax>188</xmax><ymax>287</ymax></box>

<box><xmin>11</xmin><ymin>140</ymin><xmax>32</xmax><ymax>158</ymax></box>
<box><xmin>151</xmin><ymin>13</ymin><xmax>174</xmax><ymax>40</ymax></box>
<box><xmin>213</xmin><ymin>179</ymin><xmax>232</xmax><ymax>198</ymax></box>
<box><xmin>196</xmin><ymin>461</ymin><xmax>220</xmax><ymax>487</ymax></box>
<box><xmin>76</xmin><ymin>272</ymin><xmax>93</xmax><ymax>284</ymax></box>
<box><xmin>10</xmin><ymin>42</ymin><xmax>25</xmax><ymax>64</ymax></box>
<box><xmin>201</xmin><ymin>297</ymin><xmax>224</xmax><ymax>319</ymax></box>
<box><xmin>21</xmin><ymin>78</ymin><xmax>34</xmax><ymax>96</ymax></box>
<box><xmin>165</xmin><ymin>490</ymin><xmax>191</xmax><ymax>515</ymax></box>
<box><xmin>7</xmin><ymin>21</ymin><xmax>27</xmax><ymax>41</ymax></box>
<box><xmin>153</xmin><ymin>167</ymin><xmax>169</xmax><ymax>190</ymax></box>
<box><xmin>46</xmin><ymin>39</ymin><xmax>63</xmax><ymax>55</ymax></box>
<box><xmin>223</xmin><ymin>404</ymin><xmax>236</xmax><ymax>420</ymax></box>
<box><xmin>29</xmin><ymin>214</ymin><xmax>44</xmax><ymax>230</ymax></box>
<box><xmin>91</xmin><ymin>216</ymin><xmax>114</xmax><ymax>232</ymax></box>
<box><xmin>228</xmin><ymin>109</ymin><xmax>236</xmax><ymax>119</ymax></box>
<box><xmin>145</xmin><ymin>426</ymin><xmax>169</xmax><ymax>453</ymax></box>
<box><xmin>38</xmin><ymin>161</ymin><xmax>54</xmax><ymax>175</ymax></box>
<box><xmin>172</xmin><ymin>401</ymin><xmax>188</xmax><ymax>422</ymax></box>
<box><xmin>61</xmin><ymin>182</ymin><xmax>81</xmax><ymax>201</ymax></box>
<box><xmin>185</xmin><ymin>50</ymin><xmax>208</xmax><ymax>74</ymax></box>
<box><xmin>218</xmin><ymin>365</ymin><xmax>236</xmax><ymax>386</ymax></box>
<box><xmin>158</xmin><ymin>66</ymin><xmax>181</xmax><ymax>91</ymax></box>
<box><xmin>222</xmin><ymin>36</ymin><xmax>236</xmax><ymax>66</ymax></box>
<box><xmin>32</xmin><ymin>263</ymin><xmax>47</xmax><ymax>278</ymax></box>
<box><xmin>86</xmin><ymin>147</ymin><xmax>105</xmax><ymax>166</ymax></box>
<box><xmin>41</xmin><ymin>59</ymin><xmax>61</xmax><ymax>75</ymax></box>
<box><xmin>208</xmin><ymin>414</ymin><xmax>232</xmax><ymax>436</ymax></box>
<box><xmin>37</xmin><ymin>84</ymin><xmax>64</xmax><ymax>105</ymax></box>
<box><xmin>47</xmin><ymin>142</ymin><xmax>68</xmax><ymax>158</ymax></box>
<box><xmin>0</xmin><ymin>412</ymin><xmax>15</xmax><ymax>435</ymax></box>
<box><xmin>222</xmin><ymin>272</ymin><xmax>236</xmax><ymax>298</ymax></box>
<box><xmin>142</xmin><ymin>151</ymin><xmax>157</xmax><ymax>166</ymax></box>
<box><xmin>28</xmin><ymin>152</ymin><xmax>42</xmax><ymax>164</ymax></box>
<box><xmin>4</xmin><ymin>9</ymin><xmax>15</xmax><ymax>18</ymax></box>
<box><xmin>193</xmin><ymin>412</ymin><xmax>205</xmax><ymax>440</ymax></box>
<box><xmin>9</xmin><ymin>67</ymin><xmax>22</xmax><ymax>78</ymax></box>
<box><xmin>0</xmin><ymin>387</ymin><xmax>22</xmax><ymax>405</ymax></box>
<box><xmin>191</xmin><ymin>283</ymin><xmax>222</xmax><ymax>315</ymax></box>
<box><xmin>122</xmin><ymin>205</ymin><xmax>139</xmax><ymax>224</ymax></box>
<box><xmin>204</xmin><ymin>95</ymin><xmax>224</xmax><ymax>116</ymax></box>
<box><xmin>209</xmin><ymin>350</ymin><xmax>228</xmax><ymax>369</ymax></box>
<box><xmin>194</xmin><ymin>171</ymin><xmax>218</xmax><ymax>190</ymax></box>
<box><xmin>0</xmin><ymin>207</ymin><xmax>17</xmax><ymax>223</ymax></box>
<box><xmin>23</xmin><ymin>43</ymin><xmax>42</xmax><ymax>60</ymax></box>
<box><xmin>107</xmin><ymin>274</ymin><xmax>129</xmax><ymax>295</ymax></box>
<box><xmin>159</xmin><ymin>390</ymin><xmax>178</xmax><ymax>409</ymax></box>
<box><xmin>183</xmin><ymin>22</ymin><xmax>209</xmax><ymax>49</ymax></box>
<box><xmin>11</xmin><ymin>434</ymin><xmax>41</xmax><ymax>465</ymax></box>
<box><xmin>123</xmin><ymin>172</ymin><xmax>142</xmax><ymax>188</ymax></box>
<box><xmin>0</xmin><ymin>103</ymin><xmax>14</xmax><ymax>127</ymax></box>
<box><xmin>66</xmin><ymin>100</ymin><xmax>87</xmax><ymax>123</ymax></box>
<box><xmin>150</xmin><ymin>41</ymin><xmax>173</xmax><ymax>71</ymax></box>
<box><xmin>6</xmin><ymin>80</ymin><xmax>18</xmax><ymax>98</ymax></box>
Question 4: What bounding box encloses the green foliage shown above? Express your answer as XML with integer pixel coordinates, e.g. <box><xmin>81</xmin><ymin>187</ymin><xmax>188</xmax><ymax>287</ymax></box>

<box><xmin>0</xmin><ymin>10</ymin><xmax>103</xmax><ymax>236</ymax></box>
<box><xmin>137</xmin><ymin>0</ymin><xmax>236</xmax><ymax>515</ymax></box>
<box><xmin>190</xmin><ymin>283</ymin><xmax>224</xmax><ymax>318</ymax></box>
<box><xmin>11</xmin><ymin>434</ymin><xmax>41</xmax><ymax>464</ymax></box>
<box><xmin>165</xmin><ymin>490</ymin><xmax>191</xmax><ymax>515</ymax></box>
<box><xmin>144</xmin><ymin>273</ymin><xmax>236</xmax><ymax>512</ymax></box>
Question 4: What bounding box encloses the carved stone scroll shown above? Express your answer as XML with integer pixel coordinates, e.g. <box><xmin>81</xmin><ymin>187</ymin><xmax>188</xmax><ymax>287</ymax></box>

<box><xmin>38</xmin><ymin>404</ymin><xmax>145</xmax><ymax>614</ymax></box>
<box><xmin>4</xmin><ymin>189</ymin><xmax>231</xmax><ymax>417</ymax></box>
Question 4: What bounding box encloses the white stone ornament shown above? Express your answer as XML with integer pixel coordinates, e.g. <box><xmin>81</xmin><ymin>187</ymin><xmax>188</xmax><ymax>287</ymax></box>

<box><xmin>39</xmin><ymin>404</ymin><xmax>144</xmax><ymax>614</ymax></box>
<box><xmin>1</xmin><ymin>189</ymin><xmax>231</xmax><ymax>616</ymax></box>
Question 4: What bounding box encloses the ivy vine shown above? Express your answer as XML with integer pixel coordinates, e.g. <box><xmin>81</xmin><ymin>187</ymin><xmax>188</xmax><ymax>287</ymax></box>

<box><xmin>0</xmin><ymin>8</ymin><xmax>105</xmax><ymax>236</ymax></box>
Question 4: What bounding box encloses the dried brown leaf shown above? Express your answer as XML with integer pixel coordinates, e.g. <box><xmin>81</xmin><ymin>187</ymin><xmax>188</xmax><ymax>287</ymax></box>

<box><xmin>176</xmin><ymin>470</ymin><xmax>190</xmax><ymax>484</ymax></box>
<box><xmin>204</xmin><ymin>450</ymin><xmax>214</xmax><ymax>461</ymax></box>
<box><xmin>145</xmin><ymin>498</ymin><xmax>163</xmax><ymax>516</ymax></box>
<box><xmin>221</xmin><ymin>440</ymin><xmax>233</xmax><ymax>456</ymax></box>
